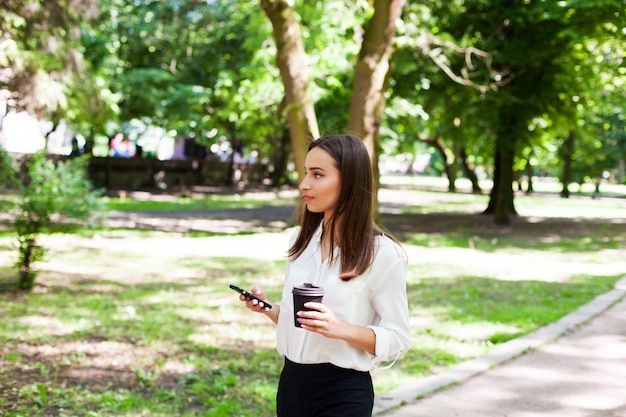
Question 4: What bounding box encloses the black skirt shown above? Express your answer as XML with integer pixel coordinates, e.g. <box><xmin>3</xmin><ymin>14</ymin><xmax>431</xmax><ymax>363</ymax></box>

<box><xmin>276</xmin><ymin>357</ymin><xmax>374</xmax><ymax>417</ymax></box>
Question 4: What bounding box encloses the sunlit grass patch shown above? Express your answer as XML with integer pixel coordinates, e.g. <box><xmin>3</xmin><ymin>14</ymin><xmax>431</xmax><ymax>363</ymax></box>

<box><xmin>103</xmin><ymin>190</ymin><xmax>298</xmax><ymax>213</ymax></box>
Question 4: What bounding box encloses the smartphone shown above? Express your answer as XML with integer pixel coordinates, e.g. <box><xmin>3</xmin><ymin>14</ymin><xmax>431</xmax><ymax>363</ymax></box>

<box><xmin>229</xmin><ymin>284</ymin><xmax>272</xmax><ymax>309</ymax></box>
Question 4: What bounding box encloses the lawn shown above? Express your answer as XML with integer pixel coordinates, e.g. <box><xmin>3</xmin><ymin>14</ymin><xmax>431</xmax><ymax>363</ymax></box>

<box><xmin>1</xmin><ymin>179</ymin><xmax>625</xmax><ymax>417</ymax></box>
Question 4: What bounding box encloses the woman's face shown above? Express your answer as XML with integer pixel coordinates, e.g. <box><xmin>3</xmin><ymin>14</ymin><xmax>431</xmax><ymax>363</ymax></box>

<box><xmin>300</xmin><ymin>147</ymin><xmax>341</xmax><ymax>218</ymax></box>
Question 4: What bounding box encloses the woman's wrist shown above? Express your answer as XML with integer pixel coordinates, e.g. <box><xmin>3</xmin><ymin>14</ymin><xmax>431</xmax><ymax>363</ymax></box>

<box><xmin>265</xmin><ymin>304</ymin><xmax>280</xmax><ymax>324</ymax></box>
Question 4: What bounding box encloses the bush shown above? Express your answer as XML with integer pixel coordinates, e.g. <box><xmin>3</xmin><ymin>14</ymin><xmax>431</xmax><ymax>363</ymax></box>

<box><xmin>6</xmin><ymin>152</ymin><xmax>104</xmax><ymax>290</ymax></box>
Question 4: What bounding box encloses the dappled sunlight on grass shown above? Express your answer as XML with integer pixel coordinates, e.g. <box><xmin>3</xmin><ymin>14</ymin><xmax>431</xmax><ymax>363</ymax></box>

<box><xmin>405</xmin><ymin>245</ymin><xmax>626</xmax><ymax>282</ymax></box>
<box><xmin>515</xmin><ymin>196</ymin><xmax>626</xmax><ymax>219</ymax></box>
<box><xmin>17</xmin><ymin>315</ymin><xmax>88</xmax><ymax>337</ymax></box>
<box><xmin>0</xmin><ymin>231</ymin><xmax>290</xmax><ymax>415</ymax></box>
<box><xmin>6</xmin><ymin>230</ymin><xmax>618</xmax><ymax>409</ymax></box>
<box><xmin>1</xmin><ymin>185</ymin><xmax>625</xmax><ymax>416</ymax></box>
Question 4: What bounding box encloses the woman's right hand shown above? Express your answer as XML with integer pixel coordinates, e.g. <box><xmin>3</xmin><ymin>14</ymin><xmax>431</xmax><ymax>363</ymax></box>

<box><xmin>241</xmin><ymin>286</ymin><xmax>270</xmax><ymax>312</ymax></box>
<box><xmin>240</xmin><ymin>286</ymin><xmax>280</xmax><ymax>324</ymax></box>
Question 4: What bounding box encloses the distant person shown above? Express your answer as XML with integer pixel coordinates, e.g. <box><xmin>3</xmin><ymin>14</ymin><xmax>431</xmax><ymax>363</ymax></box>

<box><xmin>110</xmin><ymin>133</ymin><xmax>131</xmax><ymax>158</ymax></box>
<box><xmin>171</xmin><ymin>137</ymin><xmax>186</xmax><ymax>159</ymax></box>
<box><xmin>592</xmin><ymin>176</ymin><xmax>601</xmax><ymax>199</ymax></box>
<box><xmin>247</xmin><ymin>149</ymin><xmax>259</xmax><ymax>164</ymax></box>
<box><xmin>236</xmin><ymin>134</ymin><xmax>411</xmax><ymax>417</ymax></box>
<box><xmin>232</xmin><ymin>140</ymin><xmax>244</xmax><ymax>164</ymax></box>
<box><xmin>69</xmin><ymin>136</ymin><xmax>83</xmax><ymax>157</ymax></box>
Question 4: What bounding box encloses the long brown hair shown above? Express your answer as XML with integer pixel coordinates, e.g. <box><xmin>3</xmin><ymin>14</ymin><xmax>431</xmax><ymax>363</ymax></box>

<box><xmin>288</xmin><ymin>134</ymin><xmax>385</xmax><ymax>281</ymax></box>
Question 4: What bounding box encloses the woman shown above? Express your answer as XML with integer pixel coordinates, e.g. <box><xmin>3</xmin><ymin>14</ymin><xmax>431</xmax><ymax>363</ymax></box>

<box><xmin>238</xmin><ymin>134</ymin><xmax>411</xmax><ymax>417</ymax></box>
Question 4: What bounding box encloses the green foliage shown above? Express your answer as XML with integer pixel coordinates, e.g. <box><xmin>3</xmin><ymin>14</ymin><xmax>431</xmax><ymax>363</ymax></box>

<box><xmin>92</xmin><ymin>0</ymin><xmax>285</xmax><ymax>153</ymax></box>
<box><xmin>2</xmin><ymin>0</ymin><xmax>624</xmax><ymax>195</ymax></box>
<box><xmin>390</xmin><ymin>0</ymin><xmax>625</xmax><ymax>191</ymax></box>
<box><xmin>0</xmin><ymin>148</ymin><xmax>18</xmax><ymax>193</ymax></box>
<box><xmin>10</xmin><ymin>153</ymin><xmax>103</xmax><ymax>290</ymax></box>
<box><xmin>0</xmin><ymin>1</ymin><xmax>116</xmax><ymax>151</ymax></box>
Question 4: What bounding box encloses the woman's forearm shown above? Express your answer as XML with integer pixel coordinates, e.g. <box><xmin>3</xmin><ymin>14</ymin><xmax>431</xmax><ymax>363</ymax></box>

<box><xmin>341</xmin><ymin>322</ymin><xmax>376</xmax><ymax>355</ymax></box>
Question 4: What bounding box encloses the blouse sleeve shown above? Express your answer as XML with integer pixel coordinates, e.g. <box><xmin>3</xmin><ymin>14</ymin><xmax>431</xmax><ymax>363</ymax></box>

<box><xmin>367</xmin><ymin>242</ymin><xmax>411</xmax><ymax>368</ymax></box>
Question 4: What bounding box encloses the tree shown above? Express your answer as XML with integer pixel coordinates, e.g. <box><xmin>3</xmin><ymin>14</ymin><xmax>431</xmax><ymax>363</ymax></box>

<box><xmin>421</xmin><ymin>0</ymin><xmax>625</xmax><ymax>224</ymax></box>
<box><xmin>88</xmin><ymin>0</ymin><xmax>291</xmax><ymax>177</ymax></box>
<box><xmin>0</xmin><ymin>0</ymin><xmax>112</xmax><ymax>149</ymax></box>
<box><xmin>570</xmin><ymin>38</ymin><xmax>626</xmax><ymax>186</ymax></box>
<box><xmin>385</xmin><ymin>1</ymin><xmax>499</xmax><ymax>193</ymax></box>
<box><xmin>260</xmin><ymin>0</ymin><xmax>320</xmax><ymax>182</ymax></box>
<box><xmin>346</xmin><ymin>0</ymin><xmax>406</xmax><ymax>187</ymax></box>
<box><xmin>259</xmin><ymin>0</ymin><xmax>413</xmax><ymax>190</ymax></box>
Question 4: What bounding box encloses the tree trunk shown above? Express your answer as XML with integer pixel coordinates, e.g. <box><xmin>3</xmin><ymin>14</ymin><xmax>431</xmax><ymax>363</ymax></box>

<box><xmin>261</xmin><ymin>0</ymin><xmax>319</xmax><ymax>183</ymax></box>
<box><xmin>617</xmin><ymin>159</ymin><xmax>625</xmax><ymax>184</ymax></box>
<box><xmin>225</xmin><ymin>124</ymin><xmax>237</xmax><ymax>185</ymax></box>
<box><xmin>459</xmin><ymin>147</ymin><xmax>482</xmax><ymax>193</ymax></box>
<box><xmin>346</xmin><ymin>0</ymin><xmax>406</xmax><ymax>183</ymax></box>
<box><xmin>524</xmin><ymin>159</ymin><xmax>534</xmax><ymax>194</ymax></box>
<box><xmin>269</xmin><ymin>129</ymin><xmax>292</xmax><ymax>186</ymax></box>
<box><xmin>484</xmin><ymin>109</ymin><xmax>517</xmax><ymax>225</ymax></box>
<box><xmin>429</xmin><ymin>136</ymin><xmax>457</xmax><ymax>192</ymax></box>
<box><xmin>559</xmin><ymin>130</ymin><xmax>575</xmax><ymax>198</ymax></box>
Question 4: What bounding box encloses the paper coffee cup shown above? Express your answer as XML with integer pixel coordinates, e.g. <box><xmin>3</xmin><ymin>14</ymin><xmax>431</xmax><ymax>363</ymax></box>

<box><xmin>292</xmin><ymin>283</ymin><xmax>324</xmax><ymax>327</ymax></box>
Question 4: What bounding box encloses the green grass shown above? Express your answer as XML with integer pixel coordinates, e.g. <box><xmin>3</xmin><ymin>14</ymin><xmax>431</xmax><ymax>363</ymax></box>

<box><xmin>0</xmin><ymin>252</ymin><xmax>286</xmax><ymax>417</ymax></box>
<box><xmin>1</xmin><ymin>182</ymin><xmax>625</xmax><ymax>416</ymax></box>
<box><xmin>103</xmin><ymin>190</ymin><xmax>298</xmax><ymax>212</ymax></box>
<box><xmin>381</xmin><ymin>173</ymin><xmax>626</xmax><ymax>199</ymax></box>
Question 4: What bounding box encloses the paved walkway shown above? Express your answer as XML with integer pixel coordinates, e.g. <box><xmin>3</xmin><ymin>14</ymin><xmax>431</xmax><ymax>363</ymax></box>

<box><xmin>374</xmin><ymin>277</ymin><xmax>626</xmax><ymax>417</ymax></box>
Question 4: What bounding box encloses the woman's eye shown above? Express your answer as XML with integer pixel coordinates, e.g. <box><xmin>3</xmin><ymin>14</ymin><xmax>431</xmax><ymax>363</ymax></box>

<box><xmin>304</xmin><ymin>170</ymin><xmax>322</xmax><ymax>178</ymax></box>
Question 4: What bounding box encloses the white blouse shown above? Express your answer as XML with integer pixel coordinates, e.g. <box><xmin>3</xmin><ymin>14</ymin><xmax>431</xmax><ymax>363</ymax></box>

<box><xmin>276</xmin><ymin>225</ymin><xmax>411</xmax><ymax>372</ymax></box>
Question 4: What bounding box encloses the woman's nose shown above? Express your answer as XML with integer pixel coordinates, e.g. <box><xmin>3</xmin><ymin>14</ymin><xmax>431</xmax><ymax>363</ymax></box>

<box><xmin>300</xmin><ymin>178</ymin><xmax>310</xmax><ymax>191</ymax></box>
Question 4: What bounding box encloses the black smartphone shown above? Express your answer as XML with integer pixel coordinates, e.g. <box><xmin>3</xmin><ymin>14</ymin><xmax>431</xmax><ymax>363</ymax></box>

<box><xmin>229</xmin><ymin>284</ymin><xmax>272</xmax><ymax>309</ymax></box>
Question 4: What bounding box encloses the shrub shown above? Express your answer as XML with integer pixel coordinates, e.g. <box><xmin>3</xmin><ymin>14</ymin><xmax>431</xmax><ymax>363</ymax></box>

<box><xmin>7</xmin><ymin>152</ymin><xmax>103</xmax><ymax>290</ymax></box>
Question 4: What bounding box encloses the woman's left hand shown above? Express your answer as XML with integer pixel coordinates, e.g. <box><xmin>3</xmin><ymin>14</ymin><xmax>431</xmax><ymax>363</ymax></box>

<box><xmin>297</xmin><ymin>302</ymin><xmax>345</xmax><ymax>339</ymax></box>
<box><xmin>298</xmin><ymin>302</ymin><xmax>377</xmax><ymax>354</ymax></box>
